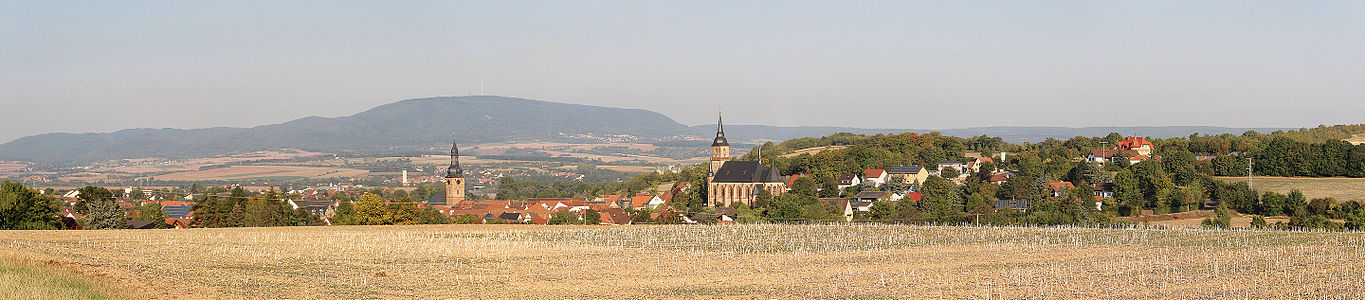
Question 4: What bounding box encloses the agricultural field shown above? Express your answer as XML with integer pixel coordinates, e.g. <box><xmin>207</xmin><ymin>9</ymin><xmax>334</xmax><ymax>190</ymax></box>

<box><xmin>151</xmin><ymin>165</ymin><xmax>369</xmax><ymax>181</ymax></box>
<box><xmin>3</xmin><ymin>224</ymin><xmax>1364</xmax><ymax>298</ymax></box>
<box><xmin>778</xmin><ymin>145</ymin><xmax>848</xmax><ymax>158</ymax></box>
<box><xmin>1348</xmin><ymin>133</ymin><xmax>1365</xmax><ymax>145</ymax></box>
<box><xmin>1217</xmin><ymin>176</ymin><xmax>1365</xmax><ymax>203</ymax></box>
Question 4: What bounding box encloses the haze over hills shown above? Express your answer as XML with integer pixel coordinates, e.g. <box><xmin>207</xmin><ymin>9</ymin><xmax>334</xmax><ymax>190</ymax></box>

<box><xmin>0</xmin><ymin>96</ymin><xmax>1288</xmax><ymax>164</ymax></box>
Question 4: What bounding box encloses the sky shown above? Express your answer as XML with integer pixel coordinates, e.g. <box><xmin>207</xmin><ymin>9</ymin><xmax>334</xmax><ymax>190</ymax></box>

<box><xmin>2</xmin><ymin>1</ymin><xmax>1364</xmax><ymax>143</ymax></box>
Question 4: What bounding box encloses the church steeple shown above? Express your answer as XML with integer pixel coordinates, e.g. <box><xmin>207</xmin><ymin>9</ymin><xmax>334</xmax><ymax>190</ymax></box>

<box><xmin>711</xmin><ymin>110</ymin><xmax>729</xmax><ymax>147</ymax></box>
<box><xmin>443</xmin><ymin>135</ymin><xmax>466</xmax><ymax>205</ymax></box>
<box><xmin>708</xmin><ymin>109</ymin><xmax>732</xmax><ymax>179</ymax></box>
<box><xmin>446</xmin><ymin>137</ymin><xmax>463</xmax><ymax>178</ymax></box>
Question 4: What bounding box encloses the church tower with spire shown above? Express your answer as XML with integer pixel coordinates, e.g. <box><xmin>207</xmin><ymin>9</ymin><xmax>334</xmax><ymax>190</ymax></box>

<box><xmin>444</xmin><ymin>136</ymin><xmax>466</xmax><ymax>205</ymax></box>
<box><xmin>709</xmin><ymin>110</ymin><xmax>731</xmax><ymax>179</ymax></box>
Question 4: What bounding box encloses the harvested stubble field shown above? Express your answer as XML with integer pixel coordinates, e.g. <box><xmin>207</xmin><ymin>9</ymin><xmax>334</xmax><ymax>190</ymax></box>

<box><xmin>3</xmin><ymin>224</ymin><xmax>1365</xmax><ymax>299</ymax></box>
<box><xmin>1216</xmin><ymin>176</ymin><xmax>1365</xmax><ymax>203</ymax></box>
<box><xmin>152</xmin><ymin>165</ymin><xmax>369</xmax><ymax>181</ymax></box>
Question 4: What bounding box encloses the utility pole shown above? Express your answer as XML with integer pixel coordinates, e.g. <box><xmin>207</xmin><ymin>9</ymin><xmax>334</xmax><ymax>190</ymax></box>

<box><xmin>1248</xmin><ymin>157</ymin><xmax>1254</xmax><ymax>192</ymax></box>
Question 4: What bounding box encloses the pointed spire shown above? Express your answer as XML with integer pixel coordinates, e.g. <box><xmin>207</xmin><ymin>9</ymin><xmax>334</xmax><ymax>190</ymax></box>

<box><xmin>756</xmin><ymin>143</ymin><xmax>762</xmax><ymax>163</ymax></box>
<box><xmin>717</xmin><ymin>107</ymin><xmax>725</xmax><ymax>134</ymax></box>
<box><xmin>447</xmin><ymin>136</ymin><xmax>463</xmax><ymax>178</ymax></box>
<box><xmin>711</xmin><ymin>107</ymin><xmax>729</xmax><ymax>147</ymax></box>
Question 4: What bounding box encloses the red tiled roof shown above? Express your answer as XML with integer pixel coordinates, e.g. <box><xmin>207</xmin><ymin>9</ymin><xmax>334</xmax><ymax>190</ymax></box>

<box><xmin>1047</xmin><ymin>181</ymin><xmax>1075</xmax><ymax>191</ymax></box>
<box><xmin>786</xmin><ymin>174</ymin><xmax>809</xmax><ymax>186</ymax></box>
<box><xmin>863</xmin><ymin>169</ymin><xmax>886</xmax><ymax>178</ymax></box>
<box><xmin>1117</xmin><ymin>137</ymin><xmax>1153</xmax><ymax>150</ymax></box>
<box><xmin>904</xmin><ymin>192</ymin><xmax>922</xmax><ymax>202</ymax></box>
<box><xmin>630</xmin><ymin>195</ymin><xmax>657</xmax><ymax>208</ymax></box>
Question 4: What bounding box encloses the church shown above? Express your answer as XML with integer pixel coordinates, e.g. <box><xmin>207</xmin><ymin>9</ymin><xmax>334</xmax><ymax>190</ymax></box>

<box><xmin>706</xmin><ymin>112</ymin><xmax>786</xmax><ymax>207</ymax></box>
<box><xmin>441</xmin><ymin>136</ymin><xmax>466</xmax><ymax>205</ymax></box>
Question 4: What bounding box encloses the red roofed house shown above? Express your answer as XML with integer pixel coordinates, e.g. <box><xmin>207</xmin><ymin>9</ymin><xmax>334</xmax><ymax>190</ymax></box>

<box><xmin>862</xmin><ymin>169</ymin><xmax>888</xmax><ymax>187</ymax></box>
<box><xmin>987</xmin><ymin>174</ymin><xmax>1009</xmax><ymax>185</ymax></box>
<box><xmin>1046</xmin><ymin>181</ymin><xmax>1076</xmax><ymax>198</ymax></box>
<box><xmin>629</xmin><ymin>195</ymin><xmax>665</xmax><ymax>210</ymax></box>
<box><xmin>903</xmin><ymin>192</ymin><xmax>922</xmax><ymax>202</ymax></box>
<box><xmin>965</xmin><ymin>157</ymin><xmax>995</xmax><ymax>174</ymax></box>
<box><xmin>1116</xmin><ymin>136</ymin><xmax>1154</xmax><ymax>156</ymax></box>
<box><xmin>785</xmin><ymin>174</ymin><xmax>810</xmax><ymax>187</ymax></box>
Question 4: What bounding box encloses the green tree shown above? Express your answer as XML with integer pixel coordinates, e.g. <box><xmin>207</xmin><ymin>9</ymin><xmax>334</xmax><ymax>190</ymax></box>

<box><xmin>940</xmin><ymin>167</ymin><xmax>960</xmax><ymax>179</ymax></box>
<box><xmin>386</xmin><ymin>197</ymin><xmax>422</xmax><ymax>225</ymax></box>
<box><xmin>333</xmin><ymin>201</ymin><xmax>356</xmax><ymax>225</ymax></box>
<box><xmin>1260</xmin><ymin>192</ymin><xmax>1286</xmax><ymax>216</ymax></box>
<box><xmin>0</xmin><ymin>180</ymin><xmax>62</xmax><ymax>230</ymax></box>
<box><xmin>419</xmin><ymin>206</ymin><xmax>450</xmax><ymax>224</ymax></box>
<box><xmin>1250</xmin><ymin>216</ymin><xmax>1268</xmax><ymax>229</ymax></box>
<box><xmin>80</xmin><ymin>186</ymin><xmax>124</xmax><ymax>230</ymax></box>
<box><xmin>1201</xmin><ymin>205</ymin><xmax>1232</xmax><ymax>229</ymax></box>
<box><xmin>547</xmin><ymin>211</ymin><xmax>579</xmax><ymax>225</ymax></box>
<box><xmin>132</xmin><ymin>202</ymin><xmax>170</xmax><ymax>228</ymax></box>
<box><xmin>1112</xmin><ymin>170</ymin><xmax>1142</xmax><ymax>215</ymax></box>
<box><xmin>583</xmin><ymin>209</ymin><xmax>602</xmax><ymax>225</ymax></box>
<box><xmin>869</xmin><ymin>200</ymin><xmax>897</xmax><ymax>221</ymax></box>
<box><xmin>351</xmin><ymin>194</ymin><xmax>389</xmax><ymax>225</ymax></box>
<box><xmin>452</xmin><ymin>213</ymin><xmax>481</xmax><ymax>224</ymax></box>
<box><xmin>920</xmin><ymin>176</ymin><xmax>961</xmax><ymax>221</ymax></box>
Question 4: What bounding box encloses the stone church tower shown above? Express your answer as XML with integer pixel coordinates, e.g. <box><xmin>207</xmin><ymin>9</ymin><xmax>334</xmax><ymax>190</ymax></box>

<box><xmin>445</xmin><ymin>136</ymin><xmax>466</xmax><ymax>205</ymax></box>
<box><xmin>708</xmin><ymin>112</ymin><xmax>731</xmax><ymax>179</ymax></box>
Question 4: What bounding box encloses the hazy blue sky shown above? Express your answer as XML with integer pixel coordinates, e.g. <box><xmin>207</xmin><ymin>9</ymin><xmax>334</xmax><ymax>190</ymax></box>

<box><xmin>3</xmin><ymin>1</ymin><xmax>1364</xmax><ymax>143</ymax></box>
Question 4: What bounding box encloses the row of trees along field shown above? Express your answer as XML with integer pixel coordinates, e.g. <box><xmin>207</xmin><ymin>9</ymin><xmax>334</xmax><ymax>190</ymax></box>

<box><xmin>331</xmin><ymin>194</ymin><xmax>449</xmax><ymax>225</ymax></box>
<box><xmin>192</xmin><ymin>187</ymin><xmax>320</xmax><ymax>227</ymax></box>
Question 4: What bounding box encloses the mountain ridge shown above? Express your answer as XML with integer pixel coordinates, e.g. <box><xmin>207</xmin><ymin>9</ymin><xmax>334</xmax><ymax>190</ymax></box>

<box><xmin>0</xmin><ymin>96</ymin><xmax>1290</xmax><ymax>163</ymax></box>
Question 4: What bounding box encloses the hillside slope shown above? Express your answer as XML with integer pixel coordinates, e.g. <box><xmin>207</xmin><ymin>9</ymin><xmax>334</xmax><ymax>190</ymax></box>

<box><xmin>0</xmin><ymin>96</ymin><xmax>688</xmax><ymax>163</ymax></box>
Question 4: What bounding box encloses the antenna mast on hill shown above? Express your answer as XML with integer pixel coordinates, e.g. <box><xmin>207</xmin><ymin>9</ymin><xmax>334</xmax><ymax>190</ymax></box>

<box><xmin>1248</xmin><ymin>156</ymin><xmax>1254</xmax><ymax>192</ymax></box>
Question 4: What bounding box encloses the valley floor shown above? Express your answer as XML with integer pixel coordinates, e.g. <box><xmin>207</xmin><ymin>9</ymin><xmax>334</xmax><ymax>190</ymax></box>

<box><xmin>2</xmin><ymin>224</ymin><xmax>1364</xmax><ymax>299</ymax></box>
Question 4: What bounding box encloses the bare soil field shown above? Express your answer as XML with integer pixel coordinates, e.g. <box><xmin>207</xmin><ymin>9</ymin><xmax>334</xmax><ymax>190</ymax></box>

<box><xmin>778</xmin><ymin>145</ymin><xmax>848</xmax><ymax>158</ymax></box>
<box><xmin>2</xmin><ymin>224</ymin><xmax>1363</xmax><ymax>298</ymax></box>
<box><xmin>1123</xmin><ymin>210</ymin><xmax>1294</xmax><ymax>229</ymax></box>
<box><xmin>107</xmin><ymin>149</ymin><xmax>329</xmax><ymax>174</ymax></box>
<box><xmin>1216</xmin><ymin>176</ymin><xmax>1365</xmax><ymax>202</ymax></box>
<box><xmin>152</xmin><ymin>165</ymin><xmax>368</xmax><ymax>181</ymax></box>
<box><xmin>1348</xmin><ymin>134</ymin><xmax>1365</xmax><ymax>145</ymax></box>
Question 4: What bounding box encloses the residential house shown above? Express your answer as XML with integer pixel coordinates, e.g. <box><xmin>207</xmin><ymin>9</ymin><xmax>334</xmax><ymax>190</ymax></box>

<box><xmin>1093</xmin><ymin>182</ymin><xmax>1115</xmax><ymax>199</ymax></box>
<box><xmin>1046</xmin><ymin>181</ymin><xmax>1075</xmax><ymax>198</ymax></box>
<box><xmin>862</xmin><ymin>169</ymin><xmax>888</xmax><ymax>188</ymax></box>
<box><xmin>1117</xmin><ymin>136</ymin><xmax>1155</xmax><ymax>156</ymax></box>
<box><xmin>887</xmin><ymin>166</ymin><xmax>930</xmax><ymax>185</ymax></box>
<box><xmin>162</xmin><ymin>205</ymin><xmax>193</xmax><ymax>220</ymax></box>
<box><xmin>937</xmin><ymin>160</ymin><xmax>967</xmax><ymax>177</ymax></box>
<box><xmin>986</xmin><ymin>174</ymin><xmax>1009</xmax><ymax>185</ymax></box>
<box><xmin>165</xmin><ymin>218</ymin><xmax>193</xmax><ymax>229</ymax></box>
<box><xmin>994</xmin><ymin>199</ymin><xmax>1028</xmax><ymax>212</ymax></box>
<box><xmin>596</xmin><ymin>207</ymin><xmax>632</xmax><ymax>225</ymax></box>
<box><xmin>819</xmin><ymin>198</ymin><xmax>854</xmax><ymax>222</ymax></box>
<box><xmin>965</xmin><ymin>157</ymin><xmax>995</xmax><ymax>174</ymax></box>
<box><xmin>629</xmin><ymin>195</ymin><xmax>666</xmax><ymax>210</ymax></box>
<box><xmin>851</xmin><ymin>202</ymin><xmax>874</xmax><ymax>215</ymax></box>
<box><xmin>1088</xmin><ymin>149</ymin><xmax>1140</xmax><ymax>164</ymax></box>
<box><xmin>854</xmin><ymin>191</ymin><xmax>903</xmax><ymax>203</ymax></box>
<box><xmin>287</xmin><ymin>199</ymin><xmax>335</xmax><ymax>218</ymax></box>
<box><xmin>836</xmin><ymin>173</ymin><xmax>861</xmax><ymax>190</ymax></box>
